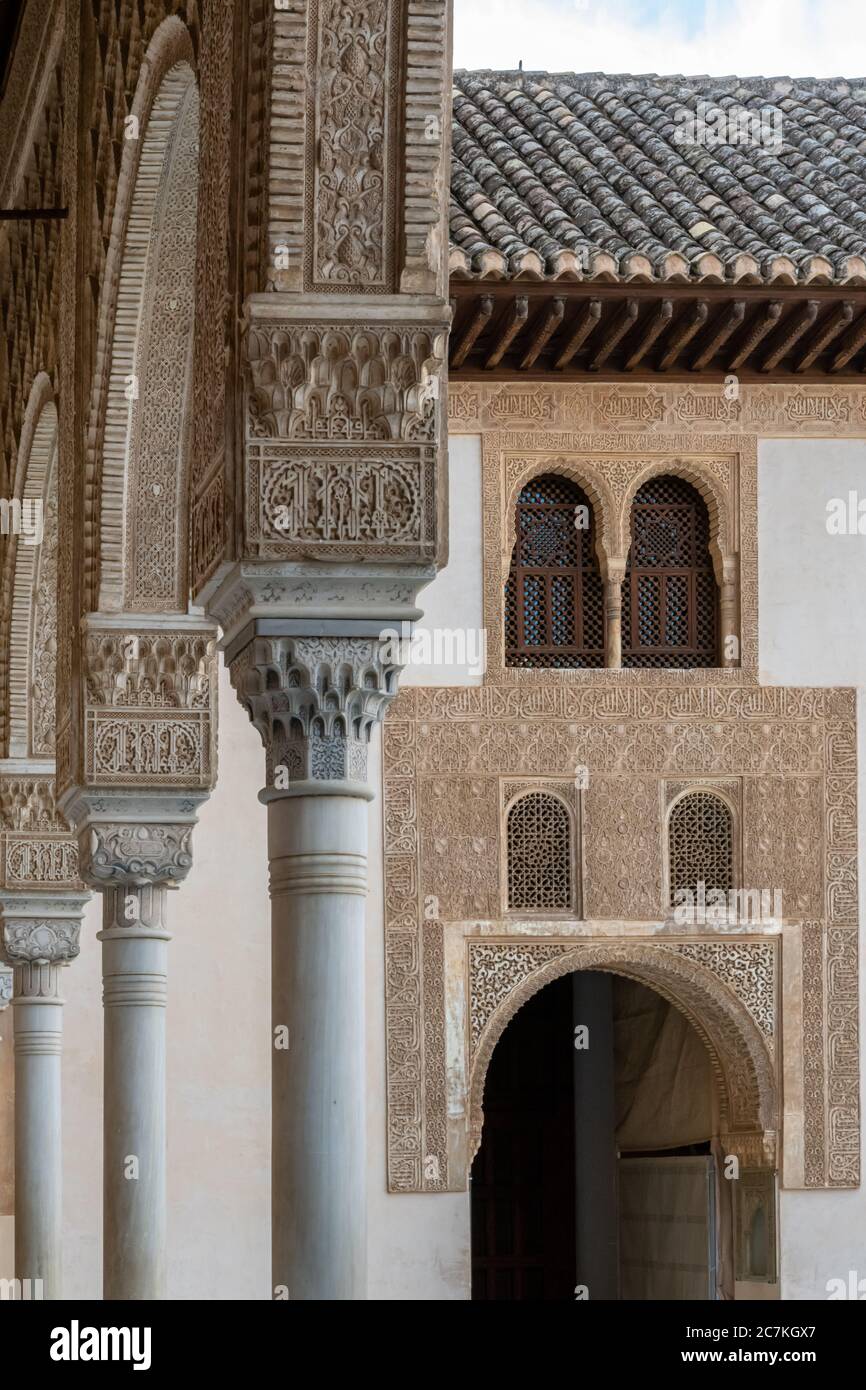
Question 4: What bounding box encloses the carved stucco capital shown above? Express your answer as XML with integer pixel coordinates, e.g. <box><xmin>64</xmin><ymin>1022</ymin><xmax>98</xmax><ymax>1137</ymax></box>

<box><xmin>81</xmin><ymin>821</ymin><xmax>194</xmax><ymax>888</ymax></box>
<box><xmin>60</xmin><ymin>788</ymin><xmax>207</xmax><ymax>894</ymax></box>
<box><xmin>0</xmin><ymin>890</ymin><xmax>90</xmax><ymax>967</ymax></box>
<box><xmin>230</xmin><ymin>633</ymin><xmax>403</xmax><ymax>796</ymax></box>
<box><xmin>0</xmin><ymin>967</ymin><xmax>11</xmax><ymax>1008</ymax></box>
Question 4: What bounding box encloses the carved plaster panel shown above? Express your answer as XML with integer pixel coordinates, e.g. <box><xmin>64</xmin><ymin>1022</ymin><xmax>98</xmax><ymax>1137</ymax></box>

<box><xmin>383</xmin><ymin>684</ymin><xmax>858</xmax><ymax>1192</ymax></box>
<box><xmin>448</xmin><ymin>381</ymin><xmax>866</xmax><ymax>438</ymax></box>
<box><xmin>80</xmin><ymin>629</ymin><xmax>217</xmax><ymax>789</ymax></box>
<box><xmin>243</xmin><ymin>320</ymin><xmax>447</xmax><ymax>565</ymax></box>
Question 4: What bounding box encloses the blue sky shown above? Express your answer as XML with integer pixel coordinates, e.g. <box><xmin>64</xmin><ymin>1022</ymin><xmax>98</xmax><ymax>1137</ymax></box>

<box><xmin>453</xmin><ymin>0</ymin><xmax>866</xmax><ymax>79</ymax></box>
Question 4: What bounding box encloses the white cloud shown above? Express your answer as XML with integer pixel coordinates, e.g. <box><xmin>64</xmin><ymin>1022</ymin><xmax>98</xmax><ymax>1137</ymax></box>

<box><xmin>453</xmin><ymin>0</ymin><xmax>866</xmax><ymax>80</ymax></box>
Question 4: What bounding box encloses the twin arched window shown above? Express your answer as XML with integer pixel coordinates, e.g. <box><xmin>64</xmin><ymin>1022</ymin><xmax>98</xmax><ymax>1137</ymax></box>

<box><xmin>505</xmin><ymin>472</ymin><xmax>718</xmax><ymax>668</ymax></box>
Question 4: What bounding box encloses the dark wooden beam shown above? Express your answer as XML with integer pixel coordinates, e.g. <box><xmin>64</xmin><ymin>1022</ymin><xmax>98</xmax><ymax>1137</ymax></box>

<box><xmin>727</xmin><ymin>301</ymin><xmax>783</xmax><ymax>370</ymax></box>
<box><xmin>830</xmin><ymin>311</ymin><xmax>866</xmax><ymax>372</ymax></box>
<box><xmin>554</xmin><ymin>298</ymin><xmax>602</xmax><ymax>368</ymax></box>
<box><xmin>451</xmin><ymin>294</ymin><xmax>493</xmax><ymax>369</ymax></box>
<box><xmin>589</xmin><ymin>298</ymin><xmax>638</xmax><ymax>371</ymax></box>
<box><xmin>759</xmin><ymin>299</ymin><xmax>819</xmax><ymax>371</ymax></box>
<box><xmin>657</xmin><ymin>300</ymin><xmax>708</xmax><ymax>370</ymax></box>
<box><xmin>794</xmin><ymin>301</ymin><xmax>854</xmax><ymax>372</ymax></box>
<box><xmin>623</xmin><ymin>299</ymin><xmax>673</xmax><ymax>371</ymax></box>
<box><xmin>691</xmin><ymin>300</ymin><xmax>745</xmax><ymax>370</ymax></box>
<box><xmin>519</xmin><ymin>296</ymin><xmax>565</xmax><ymax>369</ymax></box>
<box><xmin>484</xmin><ymin>295</ymin><xmax>528</xmax><ymax>369</ymax></box>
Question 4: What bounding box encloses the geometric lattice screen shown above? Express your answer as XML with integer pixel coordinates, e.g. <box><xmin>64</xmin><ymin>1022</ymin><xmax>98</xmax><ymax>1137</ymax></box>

<box><xmin>622</xmin><ymin>475</ymin><xmax>718</xmax><ymax>668</ymax></box>
<box><xmin>668</xmin><ymin>791</ymin><xmax>734</xmax><ymax>902</ymax></box>
<box><xmin>506</xmin><ymin>791</ymin><xmax>573</xmax><ymax>911</ymax></box>
<box><xmin>505</xmin><ymin>473</ymin><xmax>604</xmax><ymax>667</ymax></box>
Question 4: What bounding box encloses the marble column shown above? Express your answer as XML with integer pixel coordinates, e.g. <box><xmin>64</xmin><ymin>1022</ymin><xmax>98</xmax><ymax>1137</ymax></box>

<box><xmin>0</xmin><ymin>891</ymin><xmax>89</xmax><ymax>1299</ymax></box>
<box><xmin>604</xmin><ymin>562</ymin><xmax>626</xmax><ymax>669</ymax></box>
<box><xmin>69</xmin><ymin>802</ymin><xmax>204</xmax><ymax>1301</ymax></box>
<box><xmin>231</xmin><ymin>633</ymin><xmax>400</xmax><ymax>1301</ymax></box>
<box><xmin>720</xmin><ymin>561</ymin><xmax>739</xmax><ymax>668</ymax></box>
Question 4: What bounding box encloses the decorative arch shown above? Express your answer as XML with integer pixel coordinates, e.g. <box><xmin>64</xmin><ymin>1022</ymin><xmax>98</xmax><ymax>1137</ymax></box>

<box><xmin>504</xmin><ymin>457</ymin><xmax>617</xmax><ymax>578</ymax></box>
<box><xmin>2</xmin><ymin>374</ymin><xmax>58</xmax><ymax>757</ymax></box>
<box><xmin>468</xmin><ymin>942</ymin><xmax>777</xmax><ymax>1169</ymax></box>
<box><xmin>618</xmin><ymin>456</ymin><xmax>732</xmax><ymax>578</ymax></box>
<box><xmin>85</xmin><ymin>17</ymin><xmax>199</xmax><ymax>614</ymax></box>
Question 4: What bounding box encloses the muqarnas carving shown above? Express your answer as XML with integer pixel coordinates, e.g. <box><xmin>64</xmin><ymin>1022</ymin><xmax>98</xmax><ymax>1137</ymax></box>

<box><xmin>82</xmin><ymin>631</ymin><xmax>216</xmax><ymax>787</ymax></box>
<box><xmin>244</xmin><ymin>324</ymin><xmax>443</xmax><ymax>561</ymax></box>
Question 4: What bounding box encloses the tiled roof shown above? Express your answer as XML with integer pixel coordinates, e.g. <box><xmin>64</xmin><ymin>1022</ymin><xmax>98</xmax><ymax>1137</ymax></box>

<box><xmin>450</xmin><ymin>71</ymin><xmax>866</xmax><ymax>285</ymax></box>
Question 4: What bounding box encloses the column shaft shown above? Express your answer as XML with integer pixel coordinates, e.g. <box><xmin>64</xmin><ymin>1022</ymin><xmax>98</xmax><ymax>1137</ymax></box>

<box><xmin>99</xmin><ymin>883</ymin><xmax>169</xmax><ymax>1301</ymax></box>
<box><xmin>604</xmin><ymin>575</ymin><xmax>623</xmax><ymax>669</ymax></box>
<box><xmin>13</xmin><ymin>961</ymin><xmax>63</xmax><ymax>1297</ymax></box>
<box><xmin>268</xmin><ymin>793</ymin><xmax>368</xmax><ymax>1300</ymax></box>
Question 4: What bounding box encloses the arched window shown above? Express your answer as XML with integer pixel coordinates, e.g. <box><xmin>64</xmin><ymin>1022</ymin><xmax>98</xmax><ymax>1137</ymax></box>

<box><xmin>668</xmin><ymin>791</ymin><xmax>733</xmax><ymax>902</ymax></box>
<box><xmin>505</xmin><ymin>474</ymin><xmax>604</xmax><ymax>668</ymax></box>
<box><xmin>622</xmin><ymin>475</ymin><xmax>717</xmax><ymax>668</ymax></box>
<box><xmin>507</xmin><ymin>791</ymin><xmax>573</xmax><ymax>912</ymax></box>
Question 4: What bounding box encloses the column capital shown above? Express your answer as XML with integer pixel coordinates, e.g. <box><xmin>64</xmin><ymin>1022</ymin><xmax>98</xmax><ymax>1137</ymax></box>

<box><xmin>230</xmin><ymin>632</ymin><xmax>403</xmax><ymax>799</ymax></box>
<box><xmin>0</xmin><ymin>966</ymin><xmax>11</xmax><ymax>1008</ymax></box>
<box><xmin>59</xmin><ymin>789</ymin><xmax>206</xmax><ymax>890</ymax></box>
<box><xmin>0</xmin><ymin>890</ymin><xmax>90</xmax><ymax>967</ymax></box>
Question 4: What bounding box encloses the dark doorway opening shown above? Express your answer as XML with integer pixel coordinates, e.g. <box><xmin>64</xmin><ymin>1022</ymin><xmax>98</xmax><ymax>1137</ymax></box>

<box><xmin>470</xmin><ymin>970</ymin><xmax>722</xmax><ymax>1301</ymax></box>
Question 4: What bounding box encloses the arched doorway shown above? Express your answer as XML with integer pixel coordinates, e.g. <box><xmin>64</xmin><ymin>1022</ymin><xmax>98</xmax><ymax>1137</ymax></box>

<box><xmin>471</xmin><ymin>969</ymin><xmax>736</xmax><ymax>1301</ymax></box>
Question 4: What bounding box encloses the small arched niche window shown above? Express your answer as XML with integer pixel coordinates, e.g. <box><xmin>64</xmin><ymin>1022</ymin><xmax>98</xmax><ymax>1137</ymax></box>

<box><xmin>622</xmin><ymin>475</ymin><xmax>718</xmax><ymax>668</ymax></box>
<box><xmin>507</xmin><ymin>791</ymin><xmax>573</xmax><ymax>912</ymax></box>
<box><xmin>505</xmin><ymin>473</ymin><xmax>604</xmax><ymax>668</ymax></box>
<box><xmin>668</xmin><ymin>791</ymin><xmax>733</xmax><ymax>903</ymax></box>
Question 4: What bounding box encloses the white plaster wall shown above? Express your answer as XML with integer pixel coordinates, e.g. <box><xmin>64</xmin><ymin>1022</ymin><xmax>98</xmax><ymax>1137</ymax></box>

<box><xmin>402</xmin><ymin>434</ymin><xmax>484</xmax><ymax>686</ymax></box>
<box><xmin>758</xmin><ymin>436</ymin><xmax>866</xmax><ymax>1300</ymax></box>
<box><xmin>60</xmin><ymin>662</ymin><xmax>271</xmax><ymax>1299</ymax></box>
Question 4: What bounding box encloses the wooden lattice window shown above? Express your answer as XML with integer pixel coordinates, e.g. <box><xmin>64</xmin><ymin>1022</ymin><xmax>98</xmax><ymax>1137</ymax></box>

<box><xmin>668</xmin><ymin>791</ymin><xmax>733</xmax><ymax>902</ymax></box>
<box><xmin>622</xmin><ymin>475</ymin><xmax>718</xmax><ymax>668</ymax></box>
<box><xmin>507</xmin><ymin>792</ymin><xmax>573</xmax><ymax>912</ymax></box>
<box><xmin>505</xmin><ymin>474</ymin><xmax>604</xmax><ymax>668</ymax></box>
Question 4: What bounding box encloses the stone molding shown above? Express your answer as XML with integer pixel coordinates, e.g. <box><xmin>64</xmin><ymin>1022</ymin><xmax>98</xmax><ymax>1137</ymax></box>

<box><xmin>240</xmin><ymin>311</ymin><xmax>449</xmax><ymax>573</ymax></box>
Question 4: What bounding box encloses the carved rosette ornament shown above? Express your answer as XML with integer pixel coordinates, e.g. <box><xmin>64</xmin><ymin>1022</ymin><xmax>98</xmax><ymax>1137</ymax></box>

<box><xmin>230</xmin><ymin>635</ymin><xmax>403</xmax><ymax>795</ymax></box>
